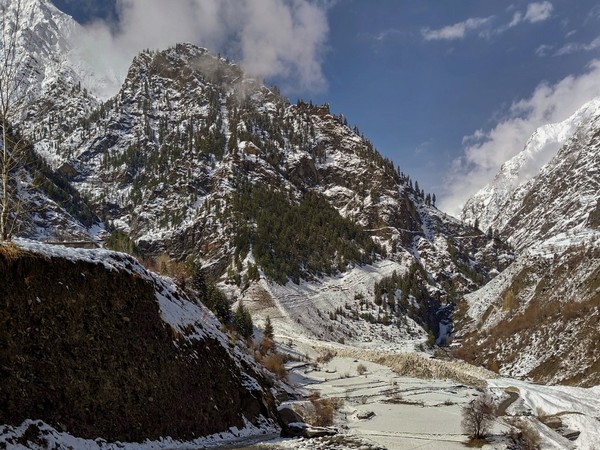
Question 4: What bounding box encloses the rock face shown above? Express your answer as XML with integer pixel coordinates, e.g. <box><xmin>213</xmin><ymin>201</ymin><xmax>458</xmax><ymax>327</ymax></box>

<box><xmin>0</xmin><ymin>241</ymin><xmax>278</xmax><ymax>441</ymax></box>
<box><xmin>277</xmin><ymin>402</ymin><xmax>338</xmax><ymax>438</ymax></box>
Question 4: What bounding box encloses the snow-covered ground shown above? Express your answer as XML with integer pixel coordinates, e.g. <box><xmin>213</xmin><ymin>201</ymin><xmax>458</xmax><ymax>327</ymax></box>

<box><xmin>3</xmin><ymin>241</ymin><xmax>600</xmax><ymax>450</ymax></box>
<box><xmin>5</xmin><ymin>351</ymin><xmax>599</xmax><ymax>450</ymax></box>
<box><xmin>285</xmin><ymin>356</ymin><xmax>483</xmax><ymax>450</ymax></box>
<box><xmin>249</xmin><ymin>353</ymin><xmax>600</xmax><ymax>450</ymax></box>
<box><xmin>0</xmin><ymin>418</ymin><xmax>279</xmax><ymax>450</ymax></box>
<box><xmin>488</xmin><ymin>378</ymin><xmax>600</xmax><ymax>450</ymax></box>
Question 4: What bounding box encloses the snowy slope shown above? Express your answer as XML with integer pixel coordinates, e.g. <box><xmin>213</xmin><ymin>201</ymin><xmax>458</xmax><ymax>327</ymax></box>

<box><xmin>462</xmin><ymin>97</ymin><xmax>600</xmax><ymax>238</ymax></box>
<box><xmin>457</xmin><ymin>95</ymin><xmax>600</xmax><ymax>387</ymax></box>
<box><xmin>500</xmin><ymin>109</ymin><xmax>600</xmax><ymax>250</ymax></box>
<box><xmin>5</xmin><ymin>0</ymin><xmax>119</xmax><ymax>103</ymax></box>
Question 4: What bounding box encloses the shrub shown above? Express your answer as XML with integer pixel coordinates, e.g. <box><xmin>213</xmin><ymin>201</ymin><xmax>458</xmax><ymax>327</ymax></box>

<box><xmin>258</xmin><ymin>336</ymin><xmax>275</xmax><ymax>355</ymax></box>
<box><xmin>356</xmin><ymin>363</ymin><xmax>368</xmax><ymax>375</ymax></box>
<box><xmin>505</xmin><ymin>418</ymin><xmax>541</xmax><ymax>450</ymax></box>
<box><xmin>316</xmin><ymin>350</ymin><xmax>336</xmax><ymax>364</ymax></box>
<box><xmin>461</xmin><ymin>393</ymin><xmax>496</xmax><ymax>439</ymax></box>
<box><xmin>261</xmin><ymin>352</ymin><xmax>287</xmax><ymax>380</ymax></box>
<box><xmin>0</xmin><ymin>241</ymin><xmax>24</xmax><ymax>260</ymax></box>
<box><xmin>307</xmin><ymin>391</ymin><xmax>344</xmax><ymax>427</ymax></box>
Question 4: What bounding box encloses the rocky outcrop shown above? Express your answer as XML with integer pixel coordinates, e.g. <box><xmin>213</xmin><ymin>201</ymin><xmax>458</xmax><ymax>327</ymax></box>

<box><xmin>277</xmin><ymin>401</ymin><xmax>338</xmax><ymax>438</ymax></box>
<box><xmin>0</xmin><ymin>242</ymin><xmax>278</xmax><ymax>442</ymax></box>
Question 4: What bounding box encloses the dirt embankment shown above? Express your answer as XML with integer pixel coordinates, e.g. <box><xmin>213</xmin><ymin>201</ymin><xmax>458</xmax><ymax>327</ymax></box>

<box><xmin>0</xmin><ymin>248</ymin><xmax>277</xmax><ymax>442</ymax></box>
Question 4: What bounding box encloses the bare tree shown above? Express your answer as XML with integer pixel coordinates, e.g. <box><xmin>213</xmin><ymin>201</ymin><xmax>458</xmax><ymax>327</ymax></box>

<box><xmin>0</xmin><ymin>0</ymin><xmax>30</xmax><ymax>241</ymax></box>
<box><xmin>461</xmin><ymin>392</ymin><xmax>496</xmax><ymax>440</ymax></box>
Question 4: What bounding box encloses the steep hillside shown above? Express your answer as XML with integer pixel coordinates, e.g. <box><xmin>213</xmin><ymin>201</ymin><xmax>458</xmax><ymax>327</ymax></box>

<box><xmin>25</xmin><ymin>43</ymin><xmax>513</xmax><ymax>346</ymax></box>
<box><xmin>499</xmin><ymin>111</ymin><xmax>600</xmax><ymax>250</ymax></box>
<box><xmin>457</xmin><ymin>98</ymin><xmax>600</xmax><ymax>386</ymax></box>
<box><xmin>3</xmin><ymin>0</ymin><xmax>513</xmax><ymax>349</ymax></box>
<box><xmin>0</xmin><ymin>240</ymin><xmax>278</xmax><ymax>441</ymax></box>
<box><xmin>456</xmin><ymin>240</ymin><xmax>600</xmax><ymax>387</ymax></box>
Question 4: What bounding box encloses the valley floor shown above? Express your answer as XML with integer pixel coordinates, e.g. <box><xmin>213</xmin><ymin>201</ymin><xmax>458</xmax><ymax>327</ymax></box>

<box><xmin>231</xmin><ymin>355</ymin><xmax>493</xmax><ymax>450</ymax></box>
<box><xmin>2</xmin><ymin>349</ymin><xmax>600</xmax><ymax>449</ymax></box>
<box><xmin>233</xmin><ymin>351</ymin><xmax>600</xmax><ymax>450</ymax></box>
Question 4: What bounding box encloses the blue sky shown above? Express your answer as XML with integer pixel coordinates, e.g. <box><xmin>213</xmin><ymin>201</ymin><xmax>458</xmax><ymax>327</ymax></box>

<box><xmin>51</xmin><ymin>0</ymin><xmax>600</xmax><ymax>214</ymax></box>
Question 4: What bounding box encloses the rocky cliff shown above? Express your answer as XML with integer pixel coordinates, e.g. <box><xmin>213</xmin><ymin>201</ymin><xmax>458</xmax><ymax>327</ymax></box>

<box><xmin>0</xmin><ymin>240</ymin><xmax>278</xmax><ymax>441</ymax></box>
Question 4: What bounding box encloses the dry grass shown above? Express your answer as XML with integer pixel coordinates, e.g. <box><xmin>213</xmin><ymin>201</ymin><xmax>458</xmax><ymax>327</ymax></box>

<box><xmin>504</xmin><ymin>418</ymin><xmax>541</xmax><ymax>450</ymax></box>
<box><xmin>335</xmin><ymin>347</ymin><xmax>494</xmax><ymax>388</ymax></box>
<box><xmin>316</xmin><ymin>349</ymin><xmax>336</xmax><ymax>364</ymax></box>
<box><xmin>502</xmin><ymin>288</ymin><xmax>518</xmax><ymax>312</ymax></box>
<box><xmin>0</xmin><ymin>241</ymin><xmax>25</xmax><ymax>260</ymax></box>
<box><xmin>307</xmin><ymin>391</ymin><xmax>344</xmax><ymax>427</ymax></box>
<box><xmin>260</xmin><ymin>352</ymin><xmax>288</xmax><ymax>380</ymax></box>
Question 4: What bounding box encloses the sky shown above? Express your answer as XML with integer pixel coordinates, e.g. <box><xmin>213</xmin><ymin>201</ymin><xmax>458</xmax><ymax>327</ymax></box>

<box><xmin>51</xmin><ymin>0</ymin><xmax>600</xmax><ymax>215</ymax></box>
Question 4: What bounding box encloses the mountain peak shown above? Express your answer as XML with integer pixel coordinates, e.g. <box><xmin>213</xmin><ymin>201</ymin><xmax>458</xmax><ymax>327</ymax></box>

<box><xmin>461</xmin><ymin>96</ymin><xmax>600</xmax><ymax>236</ymax></box>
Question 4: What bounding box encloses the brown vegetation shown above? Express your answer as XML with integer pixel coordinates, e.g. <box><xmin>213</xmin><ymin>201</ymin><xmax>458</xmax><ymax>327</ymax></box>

<box><xmin>461</xmin><ymin>393</ymin><xmax>496</xmax><ymax>439</ymax></box>
<box><xmin>454</xmin><ymin>249</ymin><xmax>600</xmax><ymax>387</ymax></box>
<box><xmin>504</xmin><ymin>418</ymin><xmax>541</xmax><ymax>450</ymax></box>
<box><xmin>307</xmin><ymin>391</ymin><xmax>344</xmax><ymax>427</ymax></box>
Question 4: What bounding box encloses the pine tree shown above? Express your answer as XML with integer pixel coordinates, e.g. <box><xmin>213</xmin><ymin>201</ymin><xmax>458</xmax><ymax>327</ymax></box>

<box><xmin>191</xmin><ymin>264</ymin><xmax>207</xmax><ymax>294</ymax></box>
<box><xmin>234</xmin><ymin>302</ymin><xmax>253</xmax><ymax>339</ymax></box>
<box><xmin>263</xmin><ymin>315</ymin><xmax>274</xmax><ymax>340</ymax></box>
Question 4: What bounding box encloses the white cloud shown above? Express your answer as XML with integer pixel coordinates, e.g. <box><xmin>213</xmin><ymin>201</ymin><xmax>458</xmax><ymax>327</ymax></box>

<box><xmin>421</xmin><ymin>17</ymin><xmax>492</xmax><ymax>41</ymax></box>
<box><xmin>439</xmin><ymin>60</ymin><xmax>600</xmax><ymax>215</ymax></box>
<box><xmin>76</xmin><ymin>0</ymin><xmax>330</xmax><ymax>98</ymax></box>
<box><xmin>373</xmin><ymin>28</ymin><xmax>404</xmax><ymax>42</ymax></box>
<box><xmin>508</xmin><ymin>12</ymin><xmax>523</xmax><ymax>28</ymax></box>
<box><xmin>555</xmin><ymin>36</ymin><xmax>600</xmax><ymax>56</ymax></box>
<box><xmin>422</xmin><ymin>2</ymin><xmax>553</xmax><ymax>43</ymax></box>
<box><xmin>524</xmin><ymin>1</ymin><xmax>554</xmax><ymax>23</ymax></box>
<box><xmin>496</xmin><ymin>1</ymin><xmax>553</xmax><ymax>32</ymax></box>
<box><xmin>535</xmin><ymin>44</ymin><xmax>554</xmax><ymax>57</ymax></box>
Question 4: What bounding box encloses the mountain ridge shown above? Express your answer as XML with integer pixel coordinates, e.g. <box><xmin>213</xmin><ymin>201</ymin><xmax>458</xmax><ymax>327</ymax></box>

<box><xmin>462</xmin><ymin>96</ymin><xmax>600</xmax><ymax>242</ymax></box>
<box><xmin>457</xmin><ymin>89</ymin><xmax>600</xmax><ymax>386</ymax></box>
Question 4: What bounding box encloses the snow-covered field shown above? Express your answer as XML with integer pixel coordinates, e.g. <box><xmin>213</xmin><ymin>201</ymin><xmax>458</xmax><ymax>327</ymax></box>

<box><xmin>284</xmin><ymin>356</ymin><xmax>482</xmax><ymax>450</ymax></box>
<box><xmin>5</xmin><ymin>351</ymin><xmax>600</xmax><ymax>450</ymax></box>
<box><xmin>245</xmin><ymin>353</ymin><xmax>600</xmax><ymax>450</ymax></box>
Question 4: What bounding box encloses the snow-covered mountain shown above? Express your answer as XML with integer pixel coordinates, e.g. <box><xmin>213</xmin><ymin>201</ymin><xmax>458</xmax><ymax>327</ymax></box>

<box><xmin>7</xmin><ymin>0</ymin><xmax>119</xmax><ymax>104</ymax></box>
<box><xmin>1</xmin><ymin>0</ymin><xmax>514</xmax><ymax>350</ymax></box>
<box><xmin>457</xmin><ymin>95</ymin><xmax>600</xmax><ymax>386</ymax></box>
<box><xmin>462</xmin><ymin>97</ymin><xmax>600</xmax><ymax>243</ymax></box>
<box><xmin>33</xmin><ymin>42</ymin><xmax>509</xmax><ymax>347</ymax></box>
